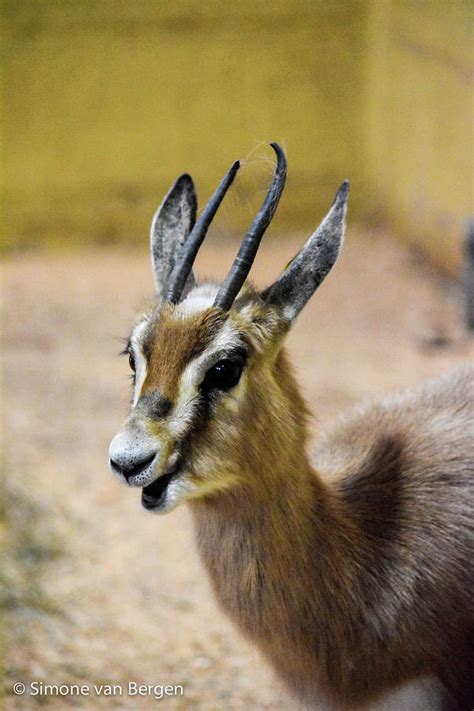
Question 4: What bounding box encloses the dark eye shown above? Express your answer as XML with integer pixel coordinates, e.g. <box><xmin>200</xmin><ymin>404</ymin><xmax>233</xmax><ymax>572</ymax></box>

<box><xmin>128</xmin><ymin>352</ymin><xmax>136</xmax><ymax>373</ymax></box>
<box><xmin>202</xmin><ymin>359</ymin><xmax>243</xmax><ymax>393</ymax></box>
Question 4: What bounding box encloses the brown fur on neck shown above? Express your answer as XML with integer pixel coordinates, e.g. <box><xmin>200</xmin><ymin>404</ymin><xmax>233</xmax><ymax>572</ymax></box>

<box><xmin>190</xmin><ymin>360</ymin><xmax>474</xmax><ymax>708</ymax></box>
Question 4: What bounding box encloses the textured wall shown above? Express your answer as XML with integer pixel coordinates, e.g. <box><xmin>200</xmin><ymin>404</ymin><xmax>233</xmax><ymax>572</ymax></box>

<box><xmin>364</xmin><ymin>0</ymin><xmax>473</xmax><ymax>272</ymax></box>
<box><xmin>2</xmin><ymin>1</ymin><xmax>473</xmax><ymax>272</ymax></box>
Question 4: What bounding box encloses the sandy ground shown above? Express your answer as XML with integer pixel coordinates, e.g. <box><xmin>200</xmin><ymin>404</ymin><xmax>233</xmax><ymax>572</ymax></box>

<box><xmin>2</xmin><ymin>231</ymin><xmax>473</xmax><ymax>709</ymax></box>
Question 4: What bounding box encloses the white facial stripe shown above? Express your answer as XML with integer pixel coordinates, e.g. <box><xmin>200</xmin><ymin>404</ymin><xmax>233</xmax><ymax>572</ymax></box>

<box><xmin>204</xmin><ymin>318</ymin><xmax>243</xmax><ymax>357</ymax></box>
<box><xmin>127</xmin><ymin>306</ymin><xmax>247</xmax><ymax>454</ymax></box>
<box><xmin>148</xmin><ymin>472</ymin><xmax>199</xmax><ymax>514</ymax></box>
<box><xmin>168</xmin><ymin>319</ymin><xmax>245</xmax><ymax>438</ymax></box>
<box><xmin>130</xmin><ymin>317</ymin><xmax>149</xmax><ymax>406</ymax></box>
<box><xmin>168</xmin><ymin>360</ymin><xmax>201</xmax><ymax>438</ymax></box>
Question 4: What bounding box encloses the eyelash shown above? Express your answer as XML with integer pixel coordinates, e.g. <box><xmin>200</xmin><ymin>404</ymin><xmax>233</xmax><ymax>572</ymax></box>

<box><xmin>119</xmin><ymin>343</ymin><xmax>136</xmax><ymax>383</ymax></box>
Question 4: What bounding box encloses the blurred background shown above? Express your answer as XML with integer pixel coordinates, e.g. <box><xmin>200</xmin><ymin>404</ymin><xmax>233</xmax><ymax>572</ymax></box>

<box><xmin>2</xmin><ymin>1</ymin><xmax>473</xmax><ymax>709</ymax></box>
<box><xmin>2</xmin><ymin>0</ymin><xmax>472</xmax><ymax>271</ymax></box>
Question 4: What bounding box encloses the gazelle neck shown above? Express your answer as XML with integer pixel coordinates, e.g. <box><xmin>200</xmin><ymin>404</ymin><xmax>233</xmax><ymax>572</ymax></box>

<box><xmin>189</xmin><ymin>346</ymin><xmax>354</xmax><ymax>595</ymax></box>
<box><xmin>188</xmin><ymin>348</ymin><xmax>419</xmax><ymax>708</ymax></box>
<box><xmin>189</xmin><ymin>350</ymin><xmax>368</xmax><ymax>702</ymax></box>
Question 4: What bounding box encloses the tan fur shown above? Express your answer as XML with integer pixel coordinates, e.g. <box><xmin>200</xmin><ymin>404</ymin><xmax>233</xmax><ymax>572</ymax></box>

<box><xmin>190</xmin><ymin>353</ymin><xmax>473</xmax><ymax>708</ymax></box>
<box><xmin>141</xmin><ymin>305</ymin><xmax>225</xmax><ymax>401</ymax></box>
<box><xmin>110</xmin><ymin>153</ymin><xmax>472</xmax><ymax>708</ymax></box>
<box><xmin>120</xmin><ymin>290</ymin><xmax>473</xmax><ymax>709</ymax></box>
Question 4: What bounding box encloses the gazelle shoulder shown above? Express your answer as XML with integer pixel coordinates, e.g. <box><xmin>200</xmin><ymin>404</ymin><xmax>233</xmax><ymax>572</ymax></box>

<box><xmin>311</xmin><ymin>365</ymin><xmax>474</xmax><ymax>485</ymax></box>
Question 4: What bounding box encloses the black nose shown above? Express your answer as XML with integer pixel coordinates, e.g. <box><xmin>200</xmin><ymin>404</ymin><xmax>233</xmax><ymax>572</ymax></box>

<box><xmin>109</xmin><ymin>452</ymin><xmax>156</xmax><ymax>481</ymax></box>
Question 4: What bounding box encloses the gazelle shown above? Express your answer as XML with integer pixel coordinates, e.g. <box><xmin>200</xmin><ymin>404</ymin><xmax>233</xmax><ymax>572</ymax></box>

<box><xmin>109</xmin><ymin>144</ymin><xmax>474</xmax><ymax>710</ymax></box>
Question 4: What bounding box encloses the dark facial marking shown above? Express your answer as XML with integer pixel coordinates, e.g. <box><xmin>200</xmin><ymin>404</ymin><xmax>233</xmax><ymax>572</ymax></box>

<box><xmin>136</xmin><ymin>389</ymin><xmax>173</xmax><ymax>420</ymax></box>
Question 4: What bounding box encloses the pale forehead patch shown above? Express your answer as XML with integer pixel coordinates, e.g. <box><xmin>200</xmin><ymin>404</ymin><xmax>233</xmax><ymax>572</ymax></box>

<box><xmin>174</xmin><ymin>283</ymin><xmax>220</xmax><ymax>318</ymax></box>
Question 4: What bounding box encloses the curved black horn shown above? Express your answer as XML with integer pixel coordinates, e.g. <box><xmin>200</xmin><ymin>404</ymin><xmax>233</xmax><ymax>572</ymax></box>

<box><xmin>214</xmin><ymin>143</ymin><xmax>287</xmax><ymax>311</ymax></box>
<box><xmin>164</xmin><ymin>160</ymin><xmax>240</xmax><ymax>304</ymax></box>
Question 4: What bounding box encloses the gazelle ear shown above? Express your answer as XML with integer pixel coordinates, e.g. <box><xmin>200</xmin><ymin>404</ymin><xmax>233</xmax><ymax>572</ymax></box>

<box><xmin>150</xmin><ymin>174</ymin><xmax>198</xmax><ymax>296</ymax></box>
<box><xmin>261</xmin><ymin>181</ymin><xmax>349</xmax><ymax>322</ymax></box>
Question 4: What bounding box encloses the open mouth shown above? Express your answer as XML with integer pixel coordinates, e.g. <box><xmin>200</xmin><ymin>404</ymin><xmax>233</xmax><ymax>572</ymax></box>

<box><xmin>141</xmin><ymin>459</ymin><xmax>183</xmax><ymax>510</ymax></box>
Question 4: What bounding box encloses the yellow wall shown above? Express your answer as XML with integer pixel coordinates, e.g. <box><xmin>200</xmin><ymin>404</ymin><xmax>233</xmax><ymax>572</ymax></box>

<box><xmin>364</xmin><ymin>0</ymin><xmax>473</xmax><ymax>272</ymax></box>
<box><xmin>2</xmin><ymin>1</ymin><xmax>473</xmax><ymax>272</ymax></box>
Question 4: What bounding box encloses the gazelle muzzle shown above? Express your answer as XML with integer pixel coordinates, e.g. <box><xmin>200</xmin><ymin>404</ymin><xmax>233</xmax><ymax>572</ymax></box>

<box><xmin>109</xmin><ymin>421</ymin><xmax>160</xmax><ymax>488</ymax></box>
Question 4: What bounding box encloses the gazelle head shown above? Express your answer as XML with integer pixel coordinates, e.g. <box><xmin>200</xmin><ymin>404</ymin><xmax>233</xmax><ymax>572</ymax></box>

<box><xmin>109</xmin><ymin>144</ymin><xmax>349</xmax><ymax>513</ymax></box>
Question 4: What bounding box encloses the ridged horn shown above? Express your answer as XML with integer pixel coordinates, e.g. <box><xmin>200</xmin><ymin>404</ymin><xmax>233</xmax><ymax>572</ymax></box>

<box><xmin>214</xmin><ymin>143</ymin><xmax>287</xmax><ymax>310</ymax></box>
<box><xmin>164</xmin><ymin>160</ymin><xmax>240</xmax><ymax>304</ymax></box>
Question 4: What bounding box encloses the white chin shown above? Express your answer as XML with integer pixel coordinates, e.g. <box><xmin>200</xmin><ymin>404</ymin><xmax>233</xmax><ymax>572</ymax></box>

<box><xmin>141</xmin><ymin>474</ymin><xmax>191</xmax><ymax>514</ymax></box>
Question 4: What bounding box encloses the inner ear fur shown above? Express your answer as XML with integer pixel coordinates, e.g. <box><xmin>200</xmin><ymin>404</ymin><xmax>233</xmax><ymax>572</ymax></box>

<box><xmin>150</xmin><ymin>174</ymin><xmax>198</xmax><ymax>297</ymax></box>
<box><xmin>261</xmin><ymin>180</ymin><xmax>349</xmax><ymax>322</ymax></box>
